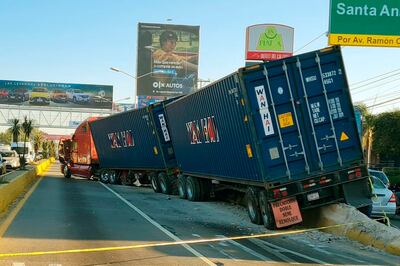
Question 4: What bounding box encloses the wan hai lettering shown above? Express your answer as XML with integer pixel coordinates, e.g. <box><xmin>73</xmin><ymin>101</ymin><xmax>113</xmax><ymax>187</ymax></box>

<box><xmin>186</xmin><ymin>116</ymin><xmax>220</xmax><ymax>145</ymax></box>
<box><xmin>108</xmin><ymin>130</ymin><xmax>135</xmax><ymax>149</ymax></box>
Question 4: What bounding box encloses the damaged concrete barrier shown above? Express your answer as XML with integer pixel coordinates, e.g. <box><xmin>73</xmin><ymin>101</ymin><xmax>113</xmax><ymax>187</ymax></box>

<box><xmin>306</xmin><ymin>203</ymin><xmax>400</xmax><ymax>256</ymax></box>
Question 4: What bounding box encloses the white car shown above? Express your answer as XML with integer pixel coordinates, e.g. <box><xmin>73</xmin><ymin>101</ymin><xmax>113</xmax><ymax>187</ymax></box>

<box><xmin>371</xmin><ymin>176</ymin><xmax>397</xmax><ymax>217</ymax></box>
<box><xmin>66</xmin><ymin>89</ymin><xmax>91</xmax><ymax>104</ymax></box>
<box><xmin>1</xmin><ymin>150</ymin><xmax>20</xmax><ymax>169</ymax></box>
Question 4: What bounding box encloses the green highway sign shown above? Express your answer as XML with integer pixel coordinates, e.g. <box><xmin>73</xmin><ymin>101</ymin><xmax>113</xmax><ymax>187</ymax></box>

<box><xmin>329</xmin><ymin>0</ymin><xmax>400</xmax><ymax>47</ymax></box>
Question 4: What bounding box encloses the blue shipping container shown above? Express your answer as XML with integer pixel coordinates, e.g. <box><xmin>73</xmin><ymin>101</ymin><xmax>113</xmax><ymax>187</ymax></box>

<box><xmin>165</xmin><ymin>46</ymin><xmax>363</xmax><ymax>186</ymax></box>
<box><xmin>90</xmin><ymin>102</ymin><xmax>177</xmax><ymax>171</ymax></box>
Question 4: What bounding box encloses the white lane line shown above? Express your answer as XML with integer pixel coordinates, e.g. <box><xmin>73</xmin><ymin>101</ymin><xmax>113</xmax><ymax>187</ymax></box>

<box><xmin>248</xmin><ymin>238</ymin><xmax>299</xmax><ymax>264</ymax></box>
<box><xmin>12</xmin><ymin>263</ymin><xmax>25</xmax><ymax>266</ymax></box>
<box><xmin>100</xmin><ymin>183</ymin><xmax>215</xmax><ymax>266</ymax></box>
<box><xmin>259</xmin><ymin>240</ymin><xmax>331</xmax><ymax>265</ymax></box>
<box><xmin>216</xmin><ymin>235</ymin><xmax>276</xmax><ymax>263</ymax></box>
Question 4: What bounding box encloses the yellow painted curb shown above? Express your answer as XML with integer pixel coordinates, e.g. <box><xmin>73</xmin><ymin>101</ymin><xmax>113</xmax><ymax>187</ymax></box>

<box><xmin>0</xmin><ymin>158</ymin><xmax>54</xmax><ymax>214</ymax></box>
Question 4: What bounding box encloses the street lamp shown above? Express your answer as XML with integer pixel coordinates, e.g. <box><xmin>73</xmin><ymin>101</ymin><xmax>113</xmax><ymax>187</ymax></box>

<box><xmin>110</xmin><ymin>67</ymin><xmax>155</xmax><ymax>107</ymax></box>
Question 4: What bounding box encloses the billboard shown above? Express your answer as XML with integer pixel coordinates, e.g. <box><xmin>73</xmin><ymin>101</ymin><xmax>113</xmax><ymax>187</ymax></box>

<box><xmin>0</xmin><ymin>80</ymin><xmax>113</xmax><ymax>109</ymax></box>
<box><xmin>246</xmin><ymin>24</ymin><xmax>294</xmax><ymax>61</ymax></box>
<box><xmin>137</xmin><ymin>23</ymin><xmax>200</xmax><ymax>98</ymax></box>
<box><xmin>329</xmin><ymin>0</ymin><xmax>400</xmax><ymax>47</ymax></box>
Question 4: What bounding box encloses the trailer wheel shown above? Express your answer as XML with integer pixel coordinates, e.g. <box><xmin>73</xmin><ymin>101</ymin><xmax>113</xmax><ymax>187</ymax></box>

<box><xmin>100</xmin><ymin>170</ymin><xmax>109</xmax><ymax>184</ymax></box>
<box><xmin>259</xmin><ymin>190</ymin><xmax>276</xmax><ymax>230</ymax></box>
<box><xmin>199</xmin><ymin>178</ymin><xmax>212</xmax><ymax>201</ymax></box>
<box><xmin>63</xmin><ymin>166</ymin><xmax>71</xmax><ymax>178</ymax></box>
<box><xmin>186</xmin><ymin>176</ymin><xmax>201</xmax><ymax>201</ymax></box>
<box><xmin>150</xmin><ymin>172</ymin><xmax>161</xmax><ymax>193</ymax></box>
<box><xmin>109</xmin><ymin>170</ymin><xmax>118</xmax><ymax>184</ymax></box>
<box><xmin>158</xmin><ymin>172</ymin><xmax>173</xmax><ymax>195</ymax></box>
<box><xmin>246</xmin><ymin>187</ymin><xmax>262</xmax><ymax>225</ymax></box>
<box><xmin>177</xmin><ymin>174</ymin><xmax>187</xmax><ymax>199</ymax></box>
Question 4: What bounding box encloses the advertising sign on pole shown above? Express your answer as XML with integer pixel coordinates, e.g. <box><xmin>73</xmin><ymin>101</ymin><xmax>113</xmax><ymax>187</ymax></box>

<box><xmin>329</xmin><ymin>0</ymin><xmax>400</xmax><ymax>47</ymax></box>
<box><xmin>246</xmin><ymin>24</ymin><xmax>294</xmax><ymax>61</ymax></box>
<box><xmin>0</xmin><ymin>80</ymin><xmax>113</xmax><ymax>110</ymax></box>
<box><xmin>137</xmin><ymin>22</ymin><xmax>200</xmax><ymax>98</ymax></box>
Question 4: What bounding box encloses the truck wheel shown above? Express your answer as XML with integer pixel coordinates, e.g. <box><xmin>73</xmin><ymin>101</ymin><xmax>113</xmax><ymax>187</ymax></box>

<box><xmin>259</xmin><ymin>190</ymin><xmax>276</xmax><ymax>230</ymax></box>
<box><xmin>246</xmin><ymin>187</ymin><xmax>262</xmax><ymax>225</ymax></box>
<box><xmin>177</xmin><ymin>174</ymin><xmax>187</xmax><ymax>199</ymax></box>
<box><xmin>150</xmin><ymin>172</ymin><xmax>161</xmax><ymax>193</ymax></box>
<box><xmin>158</xmin><ymin>172</ymin><xmax>172</xmax><ymax>194</ymax></box>
<box><xmin>100</xmin><ymin>170</ymin><xmax>109</xmax><ymax>183</ymax></box>
<box><xmin>63</xmin><ymin>166</ymin><xmax>71</xmax><ymax>178</ymax></box>
<box><xmin>186</xmin><ymin>176</ymin><xmax>202</xmax><ymax>201</ymax></box>
<box><xmin>109</xmin><ymin>170</ymin><xmax>119</xmax><ymax>184</ymax></box>
<box><xmin>199</xmin><ymin>178</ymin><xmax>212</xmax><ymax>201</ymax></box>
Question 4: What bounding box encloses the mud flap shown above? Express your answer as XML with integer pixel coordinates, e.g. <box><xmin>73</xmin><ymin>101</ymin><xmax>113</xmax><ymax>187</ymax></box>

<box><xmin>342</xmin><ymin>178</ymin><xmax>372</xmax><ymax>208</ymax></box>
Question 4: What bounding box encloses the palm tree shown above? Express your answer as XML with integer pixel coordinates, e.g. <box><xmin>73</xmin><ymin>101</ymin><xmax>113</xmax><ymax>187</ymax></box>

<box><xmin>10</xmin><ymin>118</ymin><xmax>20</xmax><ymax>143</ymax></box>
<box><xmin>21</xmin><ymin>116</ymin><xmax>34</xmax><ymax>169</ymax></box>
<box><xmin>32</xmin><ymin>129</ymin><xmax>44</xmax><ymax>156</ymax></box>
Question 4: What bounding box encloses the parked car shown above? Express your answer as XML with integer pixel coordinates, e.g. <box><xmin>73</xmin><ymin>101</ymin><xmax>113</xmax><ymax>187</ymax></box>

<box><xmin>8</xmin><ymin>88</ymin><xmax>29</xmax><ymax>102</ymax></box>
<box><xmin>51</xmin><ymin>89</ymin><xmax>68</xmax><ymax>103</ymax></box>
<box><xmin>0</xmin><ymin>89</ymin><xmax>9</xmax><ymax>100</ymax></box>
<box><xmin>371</xmin><ymin>175</ymin><xmax>397</xmax><ymax>217</ymax></box>
<box><xmin>368</xmin><ymin>169</ymin><xmax>390</xmax><ymax>187</ymax></box>
<box><xmin>0</xmin><ymin>154</ymin><xmax>7</xmax><ymax>175</ymax></box>
<box><xmin>30</xmin><ymin>87</ymin><xmax>50</xmax><ymax>105</ymax></box>
<box><xmin>1</xmin><ymin>150</ymin><xmax>20</xmax><ymax>169</ymax></box>
<box><xmin>66</xmin><ymin>89</ymin><xmax>91</xmax><ymax>104</ymax></box>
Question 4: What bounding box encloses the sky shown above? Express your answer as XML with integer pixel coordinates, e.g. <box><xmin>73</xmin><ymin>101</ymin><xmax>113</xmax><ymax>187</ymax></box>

<box><xmin>0</xmin><ymin>0</ymin><xmax>399</xmax><ymax>114</ymax></box>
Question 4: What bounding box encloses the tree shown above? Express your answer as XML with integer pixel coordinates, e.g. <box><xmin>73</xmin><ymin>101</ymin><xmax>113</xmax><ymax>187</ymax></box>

<box><xmin>21</xmin><ymin>116</ymin><xmax>34</xmax><ymax>168</ymax></box>
<box><xmin>49</xmin><ymin>141</ymin><xmax>56</xmax><ymax>158</ymax></box>
<box><xmin>42</xmin><ymin>140</ymin><xmax>49</xmax><ymax>159</ymax></box>
<box><xmin>0</xmin><ymin>131</ymin><xmax>12</xmax><ymax>144</ymax></box>
<box><xmin>32</xmin><ymin>129</ymin><xmax>44</xmax><ymax>156</ymax></box>
<box><xmin>10</xmin><ymin>118</ymin><xmax>20</xmax><ymax>143</ymax></box>
<box><xmin>372</xmin><ymin>111</ymin><xmax>400</xmax><ymax>164</ymax></box>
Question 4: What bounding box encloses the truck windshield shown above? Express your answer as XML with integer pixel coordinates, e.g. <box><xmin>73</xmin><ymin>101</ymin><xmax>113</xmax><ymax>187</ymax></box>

<box><xmin>11</xmin><ymin>147</ymin><xmax>28</xmax><ymax>154</ymax></box>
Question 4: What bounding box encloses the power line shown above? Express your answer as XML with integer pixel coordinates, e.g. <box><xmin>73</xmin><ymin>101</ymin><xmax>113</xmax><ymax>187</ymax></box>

<box><xmin>351</xmin><ymin>71</ymin><xmax>400</xmax><ymax>91</ymax></box>
<box><xmin>368</xmin><ymin>100</ymin><xmax>400</xmax><ymax>110</ymax></box>
<box><xmin>366</xmin><ymin>96</ymin><xmax>400</xmax><ymax>108</ymax></box>
<box><xmin>352</xmin><ymin>77</ymin><xmax>400</xmax><ymax>95</ymax></box>
<box><xmin>294</xmin><ymin>31</ymin><xmax>327</xmax><ymax>54</ymax></box>
<box><xmin>350</xmin><ymin>68</ymin><xmax>400</xmax><ymax>87</ymax></box>
<box><xmin>356</xmin><ymin>88</ymin><xmax>400</xmax><ymax>102</ymax></box>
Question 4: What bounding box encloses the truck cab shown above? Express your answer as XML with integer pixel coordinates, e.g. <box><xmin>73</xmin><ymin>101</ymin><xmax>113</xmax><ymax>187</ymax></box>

<box><xmin>59</xmin><ymin>117</ymin><xmax>99</xmax><ymax>178</ymax></box>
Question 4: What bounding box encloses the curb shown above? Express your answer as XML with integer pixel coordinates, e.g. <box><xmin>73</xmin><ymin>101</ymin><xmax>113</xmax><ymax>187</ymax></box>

<box><xmin>309</xmin><ymin>203</ymin><xmax>400</xmax><ymax>256</ymax></box>
<box><xmin>0</xmin><ymin>158</ymin><xmax>54</xmax><ymax>214</ymax></box>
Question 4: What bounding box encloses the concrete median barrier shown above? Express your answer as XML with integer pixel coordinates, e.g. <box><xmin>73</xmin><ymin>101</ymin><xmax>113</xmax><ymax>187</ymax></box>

<box><xmin>306</xmin><ymin>203</ymin><xmax>400</xmax><ymax>256</ymax></box>
<box><xmin>0</xmin><ymin>158</ymin><xmax>54</xmax><ymax>214</ymax></box>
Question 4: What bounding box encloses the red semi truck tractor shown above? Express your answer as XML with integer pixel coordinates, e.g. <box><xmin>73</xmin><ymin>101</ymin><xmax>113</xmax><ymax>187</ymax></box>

<box><xmin>59</xmin><ymin>117</ymin><xmax>100</xmax><ymax>179</ymax></box>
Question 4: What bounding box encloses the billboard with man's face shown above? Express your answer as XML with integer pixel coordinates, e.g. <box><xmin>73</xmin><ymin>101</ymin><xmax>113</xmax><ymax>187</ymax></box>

<box><xmin>137</xmin><ymin>23</ymin><xmax>200</xmax><ymax>98</ymax></box>
<box><xmin>0</xmin><ymin>80</ymin><xmax>113</xmax><ymax>109</ymax></box>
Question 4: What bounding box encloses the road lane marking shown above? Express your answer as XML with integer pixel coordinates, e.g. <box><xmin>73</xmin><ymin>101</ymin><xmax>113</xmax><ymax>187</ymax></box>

<box><xmin>216</xmin><ymin>235</ymin><xmax>276</xmax><ymax>263</ymax></box>
<box><xmin>12</xmin><ymin>263</ymin><xmax>25</xmax><ymax>266</ymax></box>
<box><xmin>258</xmin><ymin>240</ymin><xmax>331</xmax><ymax>265</ymax></box>
<box><xmin>247</xmin><ymin>238</ymin><xmax>299</xmax><ymax>264</ymax></box>
<box><xmin>100</xmin><ymin>183</ymin><xmax>216</xmax><ymax>266</ymax></box>
<box><xmin>0</xmin><ymin>177</ymin><xmax>44</xmax><ymax>237</ymax></box>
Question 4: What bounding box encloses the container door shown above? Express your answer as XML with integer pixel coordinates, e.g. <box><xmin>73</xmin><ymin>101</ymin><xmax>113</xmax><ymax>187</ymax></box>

<box><xmin>242</xmin><ymin>47</ymin><xmax>362</xmax><ymax>183</ymax></box>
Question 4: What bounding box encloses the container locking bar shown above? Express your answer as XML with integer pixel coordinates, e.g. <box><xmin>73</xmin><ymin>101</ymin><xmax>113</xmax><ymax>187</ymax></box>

<box><xmin>282</xmin><ymin>61</ymin><xmax>310</xmax><ymax>174</ymax></box>
<box><xmin>296</xmin><ymin>58</ymin><xmax>324</xmax><ymax>170</ymax></box>
<box><xmin>315</xmin><ymin>53</ymin><xmax>343</xmax><ymax>166</ymax></box>
<box><xmin>262</xmin><ymin>66</ymin><xmax>291</xmax><ymax>179</ymax></box>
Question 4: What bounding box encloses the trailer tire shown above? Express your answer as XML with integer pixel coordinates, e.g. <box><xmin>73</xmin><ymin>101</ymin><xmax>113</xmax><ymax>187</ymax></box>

<box><xmin>186</xmin><ymin>176</ymin><xmax>201</xmax><ymax>201</ymax></box>
<box><xmin>246</xmin><ymin>187</ymin><xmax>262</xmax><ymax>225</ymax></box>
<box><xmin>150</xmin><ymin>172</ymin><xmax>161</xmax><ymax>193</ymax></box>
<box><xmin>159</xmin><ymin>172</ymin><xmax>173</xmax><ymax>195</ymax></box>
<box><xmin>177</xmin><ymin>174</ymin><xmax>187</xmax><ymax>199</ymax></box>
<box><xmin>63</xmin><ymin>166</ymin><xmax>71</xmax><ymax>179</ymax></box>
<box><xmin>259</xmin><ymin>190</ymin><xmax>276</xmax><ymax>230</ymax></box>
<box><xmin>109</xmin><ymin>170</ymin><xmax>119</xmax><ymax>184</ymax></box>
<box><xmin>99</xmin><ymin>170</ymin><xmax>109</xmax><ymax>184</ymax></box>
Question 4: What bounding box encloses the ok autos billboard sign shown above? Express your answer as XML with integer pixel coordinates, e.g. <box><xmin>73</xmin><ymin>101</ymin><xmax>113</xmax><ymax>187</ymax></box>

<box><xmin>136</xmin><ymin>23</ymin><xmax>200</xmax><ymax>98</ymax></box>
<box><xmin>245</xmin><ymin>24</ymin><xmax>294</xmax><ymax>61</ymax></box>
<box><xmin>329</xmin><ymin>0</ymin><xmax>400</xmax><ymax>47</ymax></box>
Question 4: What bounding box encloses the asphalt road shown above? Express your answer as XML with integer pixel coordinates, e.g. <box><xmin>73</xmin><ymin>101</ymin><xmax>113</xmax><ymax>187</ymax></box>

<box><xmin>0</xmin><ymin>163</ymin><xmax>399</xmax><ymax>266</ymax></box>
